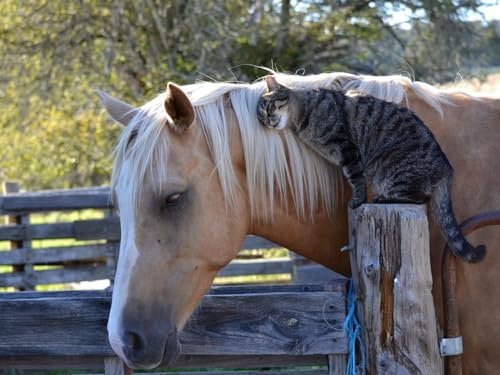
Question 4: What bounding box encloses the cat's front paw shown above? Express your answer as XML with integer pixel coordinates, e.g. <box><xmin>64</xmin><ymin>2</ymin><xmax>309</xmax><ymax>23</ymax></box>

<box><xmin>348</xmin><ymin>197</ymin><xmax>365</xmax><ymax>209</ymax></box>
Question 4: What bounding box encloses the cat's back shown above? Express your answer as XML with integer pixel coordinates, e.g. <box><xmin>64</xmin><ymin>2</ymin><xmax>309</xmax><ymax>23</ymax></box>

<box><xmin>341</xmin><ymin>89</ymin><xmax>438</xmax><ymax>141</ymax></box>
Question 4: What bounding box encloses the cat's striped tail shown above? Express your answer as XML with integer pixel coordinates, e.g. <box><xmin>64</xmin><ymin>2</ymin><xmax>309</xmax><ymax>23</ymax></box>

<box><xmin>431</xmin><ymin>176</ymin><xmax>486</xmax><ymax>263</ymax></box>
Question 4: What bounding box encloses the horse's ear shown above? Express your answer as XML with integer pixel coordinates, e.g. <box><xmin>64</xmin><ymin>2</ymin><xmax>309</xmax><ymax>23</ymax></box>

<box><xmin>265</xmin><ymin>75</ymin><xmax>284</xmax><ymax>92</ymax></box>
<box><xmin>165</xmin><ymin>83</ymin><xmax>195</xmax><ymax>131</ymax></box>
<box><xmin>96</xmin><ymin>90</ymin><xmax>137</xmax><ymax>127</ymax></box>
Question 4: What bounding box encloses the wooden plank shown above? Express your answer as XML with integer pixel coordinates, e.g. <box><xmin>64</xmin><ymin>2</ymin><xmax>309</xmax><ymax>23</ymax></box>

<box><xmin>74</xmin><ymin>218</ymin><xmax>120</xmax><ymax>240</ymax></box>
<box><xmin>348</xmin><ymin>204</ymin><xmax>442</xmax><ymax>374</ymax></box>
<box><xmin>0</xmin><ymin>354</ymin><xmax>329</xmax><ymax>370</ymax></box>
<box><xmin>0</xmin><ymin>265</ymin><xmax>114</xmax><ymax>288</ymax></box>
<box><xmin>217</xmin><ymin>258</ymin><xmax>292</xmax><ymax>277</ymax></box>
<box><xmin>0</xmin><ymin>221</ymin><xmax>278</xmax><ymax>251</ymax></box>
<box><xmin>0</xmin><ymin>290</ymin><xmax>346</xmax><ymax>357</ymax></box>
<box><xmin>0</xmin><ymin>290</ymin><xmax>112</xmax><ymax>300</ymax></box>
<box><xmin>328</xmin><ymin>354</ymin><xmax>347</xmax><ymax>375</ymax></box>
<box><xmin>181</xmin><ymin>292</ymin><xmax>346</xmax><ymax>355</ymax></box>
<box><xmin>0</xmin><ymin>279</ymin><xmax>345</xmax><ymax>299</ymax></box>
<box><xmin>101</xmin><ymin>370</ymin><xmax>329</xmax><ymax>375</ymax></box>
<box><xmin>0</xmin><ymin>221</ymin><xmax>75</xmax><ymax>240</ymax></box>
<box><xmin>0</xmin><ymin>187</ymin><xmax>111</xmax><ymax>214</ymax></box>
<box><xmin>0</xmin><ymin>243</ymin><xmax>114</xmax><ymax>265</ymax></box>
<box><xmin>0</xmin><ymin>218</ymin><xmax>120</xmax><ymax>241</ymax></box>
<box><xmin>209</xmin><ymin>280</ymin><xmax>345</xmax><ymax>295</ymax></box>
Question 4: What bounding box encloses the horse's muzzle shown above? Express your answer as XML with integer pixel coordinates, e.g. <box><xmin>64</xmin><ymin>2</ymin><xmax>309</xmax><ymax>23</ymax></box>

<box><xmin>120</xmin><ymin>326</ymin><xmax>179</xmax><ymax>369</ymax></box>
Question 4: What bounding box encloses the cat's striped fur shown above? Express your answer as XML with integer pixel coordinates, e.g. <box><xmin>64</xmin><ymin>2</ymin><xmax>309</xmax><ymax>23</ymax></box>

<box><xmin>257</xmin><ymin>75</ymin><xmax>485</xmax><ymax>263</ymax></box>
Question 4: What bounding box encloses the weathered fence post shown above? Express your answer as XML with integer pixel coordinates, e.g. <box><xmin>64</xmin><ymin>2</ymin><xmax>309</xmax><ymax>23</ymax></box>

<box><xmin>2</xmin><ymin>182</ymin><xmax>34</xmax><ymax>291</ymax></box>
<box><xmin>348</xmin><ymin>204</ymin><xmax>443</xmax><ymax>374</ymax></box>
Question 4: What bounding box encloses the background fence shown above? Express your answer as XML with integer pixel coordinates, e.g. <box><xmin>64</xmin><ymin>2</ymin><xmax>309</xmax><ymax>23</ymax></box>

<box><xmin>0</xmin><ymin>201</ymin><xmax>446</xmax><ymax>374</ymax></box>
<box><xmin>0</xmin><ymin>182</ymin><xmax>347</xmax><ymax>374</ymax></box>
<box><xmin>0</xmin><ymin>182</ymin><xmax>339</xmax><ymax>291</ymax></box>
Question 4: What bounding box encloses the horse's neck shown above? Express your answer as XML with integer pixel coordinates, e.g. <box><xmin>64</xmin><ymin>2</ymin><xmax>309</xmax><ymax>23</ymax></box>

<box><xmin>224</xmin><ymin>105</ymin><xmax>351</xmax><ymax>275</ymax></box>
<box><xmin>248</xmin><ymin>195</ymin><xmax>352</xmax><ymax>276</ymax></box>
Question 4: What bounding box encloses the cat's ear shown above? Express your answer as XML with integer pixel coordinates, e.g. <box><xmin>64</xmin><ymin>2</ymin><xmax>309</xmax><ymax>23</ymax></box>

<box><xmin>265</xmin><ymin>75</ymin><xmax>285</xmax><ymax>92</ymax></box>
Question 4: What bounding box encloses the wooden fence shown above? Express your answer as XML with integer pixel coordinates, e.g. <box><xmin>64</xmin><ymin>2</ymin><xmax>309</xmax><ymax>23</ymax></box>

<box><xmin>0</xmin><ymin>183</ymin><xmax>337</xmax><ymax>290</ymax></box>
<box><xmin>0</xmin><ymin>282</ymin><xmax>348</xmax><ymax>374</ymax></box>
<box><xmin>0</xmin><ymin>184</ymin><xmax>444</xmax><ymax>374</ymax></box>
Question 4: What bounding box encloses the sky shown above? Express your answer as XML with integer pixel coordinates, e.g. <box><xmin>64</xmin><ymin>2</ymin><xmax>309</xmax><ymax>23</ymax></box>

<box><xmin>470</xmin><ymin>1</ymin><xmax>500</xmax><ymax>22</ymax></box>
<box><xmin>387</xmin><ymin>1</ymin><xmax>500</xmax><ymax>29</ymax></box>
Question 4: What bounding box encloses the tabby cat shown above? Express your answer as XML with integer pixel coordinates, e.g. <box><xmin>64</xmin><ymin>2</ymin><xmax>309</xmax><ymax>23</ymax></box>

<box><xmin>257</xmin><ymin>75</ymin><xmax>485</xmax><ymax>263</ymax></box>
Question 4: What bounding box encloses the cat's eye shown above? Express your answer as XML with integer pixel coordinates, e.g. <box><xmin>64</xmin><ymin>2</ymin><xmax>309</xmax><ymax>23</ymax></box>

<box><xmin>275</xmin><ymin>99</ymin><xmax>288</xmax><ymax>108</ymax></box>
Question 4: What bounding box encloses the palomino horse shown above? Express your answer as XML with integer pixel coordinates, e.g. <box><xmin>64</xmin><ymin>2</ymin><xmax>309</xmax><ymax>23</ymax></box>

<box><xmin>99</xmin><ymin>72</ymin><xmax>500</xmax><ymax>374</ymax></box>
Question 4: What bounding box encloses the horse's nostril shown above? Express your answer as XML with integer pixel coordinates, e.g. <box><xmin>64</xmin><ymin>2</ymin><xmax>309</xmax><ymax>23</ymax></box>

<box><xmin>123</xmin><ymin>330</ymin><xmax>144</xmax><ymax>358</ymax></box>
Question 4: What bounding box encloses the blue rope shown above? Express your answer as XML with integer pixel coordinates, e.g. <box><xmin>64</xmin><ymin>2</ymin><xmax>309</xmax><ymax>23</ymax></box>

<box><xmin>343</xmin><ymin>279</ymin><xmax>365</xmax><ymax>375</ymax></box>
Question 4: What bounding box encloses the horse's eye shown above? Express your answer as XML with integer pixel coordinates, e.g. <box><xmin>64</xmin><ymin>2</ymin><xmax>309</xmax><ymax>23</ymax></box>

<box><xmin>165</xmin><ymin>192</ymin><xmax>182</xmax><ymax>206</ymax></box>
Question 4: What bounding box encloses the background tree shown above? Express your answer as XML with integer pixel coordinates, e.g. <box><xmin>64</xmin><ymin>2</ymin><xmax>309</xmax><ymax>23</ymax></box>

<box><xmin>0</xmin><ymin>0</ymin><xmax>496</xmax><ymax>189</ymax></box>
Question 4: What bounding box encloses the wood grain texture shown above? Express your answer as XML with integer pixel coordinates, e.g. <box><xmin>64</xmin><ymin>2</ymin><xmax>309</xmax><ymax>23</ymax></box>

<box><xmin>103</xmin><ymin>369</ymin><xmax>329</xmax><ymax>375</ymax></box>
<box><xmin>0</xmin><ymin>354</ymin><xmax>329</xmax><ymax>370</ymax></box>
<box><xmin>0</xmin><ymin>251</ymin><xmax>290</xmax><ymax>288</ymax></box>
<box><xmin>0</xmin><ymin>243</ymin><xmax>115</xmax><ymax>265</ymax></box>
<box><xmin>0</xmin><ymin>288</ymin><xmax>346</xmax><ymax>357</ymax></box>
<box><xmin>182</xmin><ymin>292</ymin><xmax>346</xmax><ymax>355</ymax></box>
<box><xmin>0</xmin><ymin>218</ymin><xmax>120</xmax><ymax>241</ymax></box>
<box><xmin>348</xmin><ymin>204</ymin><xmax>443</xmax><ymax>375</ymax></box>
<box><xmin>0</xmin><ymin>221</ymin><xmax>278</xmax><ymax>250</ymax></box>
<box><xmin>0</xmin><ymin>280</ymin><xmax>345</xmax><ymax>299</ymax></box>
<box><xmin>0</xmin><ymin>265</ymin><xmax>115</xmax><ymax>288</ymax></box>
<box><xmin>0</xmin><ymin>187</ymin><xmax>111</xmax><ymax>214</ymax></box>
<box><xmin>328</xmin><ymin>354</ymin><xmax>347</xmax><ymax>375</ymax></box>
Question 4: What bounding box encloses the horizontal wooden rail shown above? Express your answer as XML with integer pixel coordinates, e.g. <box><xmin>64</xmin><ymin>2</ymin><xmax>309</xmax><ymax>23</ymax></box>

<box><xmin>217</xmin><ymin>258</ymin><xmax>292</xmax><ymax>277</ymax></box>
<box><xmin>0</xmin><ymin>282</ymin><xmax>347</xmax><ymax>369</ymax></box>
<box><xmin>0</xmin><ymin>258</ymin><xmax>292</xmax><ymax>288</ymax></box>
<box><xmin>0</xmin><ymin>185</ymin><xmax>289</xmax><ymax>288</ymax></box>
<box><xmin>0</xmin><ymin>243</ymin><xmax>115</xmax><ymax>265</ymax></box>
<box><xmin>0</xmin><ymin>187</ymin><xmax>112</xmax><ymax>214</ymax></box>
<box><xmin>0</xmin><ymin>265</ymin><xmax>115</xmax><ymax>288</ymax></box>
<box><xmin>0</xmin><ymin>354</ymin><xmax>331</xmax><ymax>371</ymax></box>
<box><xmin>0</xmin><ymin>220</ymin><xmax>277</xmax><ymax>250</ymax></box>
<box><xmin>96</xmin><ymin>370</ymin><xmax>331</xmax><ymax>375</ymax></box>
<box><xmin>0</xmin><ymin>217</ymin><xmax>120</xmax><ymax>241</ymax></box>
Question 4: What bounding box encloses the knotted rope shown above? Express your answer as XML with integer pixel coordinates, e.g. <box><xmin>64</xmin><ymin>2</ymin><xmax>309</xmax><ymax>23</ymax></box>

<box><xmin>343</xmin><ymin>279</ymin><xmax>365</xmax><ymax>374</ymax></box>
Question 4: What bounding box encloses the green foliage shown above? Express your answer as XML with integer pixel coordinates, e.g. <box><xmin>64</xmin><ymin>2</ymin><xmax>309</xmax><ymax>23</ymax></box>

<box><xmin>0</xmin><ymin>0</ymin><xmax>496</xmax><ymax>189</ymax></box>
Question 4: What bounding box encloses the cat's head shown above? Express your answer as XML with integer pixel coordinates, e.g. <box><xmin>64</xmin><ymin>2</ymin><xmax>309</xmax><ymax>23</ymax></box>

<box><xmin>257</xmin><ymin>75</ymin><xmax>293</xmax><ymax>130</ymax></box>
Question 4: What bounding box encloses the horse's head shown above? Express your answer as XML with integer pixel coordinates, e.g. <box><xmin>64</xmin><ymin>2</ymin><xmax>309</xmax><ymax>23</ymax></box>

<box><xmin>99</xmin><ymin>84</ymin><xmax>249</xmax><ymax>368</ymax></box>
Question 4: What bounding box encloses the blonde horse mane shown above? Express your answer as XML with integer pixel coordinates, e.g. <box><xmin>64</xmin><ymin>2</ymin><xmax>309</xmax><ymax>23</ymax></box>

<box><xmin>111</xmin><ymin>71</ymin><xmax>458</xmax><ymax>221</ymax></box>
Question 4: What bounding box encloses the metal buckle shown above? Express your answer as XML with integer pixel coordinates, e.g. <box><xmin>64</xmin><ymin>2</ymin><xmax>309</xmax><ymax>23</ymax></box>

<box><xmin>439</xmin><ymin>337</ymin><xmax>463</xmax><ymax>356</ymax></box>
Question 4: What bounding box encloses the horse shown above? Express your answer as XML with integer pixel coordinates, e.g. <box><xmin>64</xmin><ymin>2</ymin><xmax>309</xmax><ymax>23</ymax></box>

<box><xmin>99</xmin><ymin>72</ymin><xmax>500</xmax><ymax>374</ymax></box>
